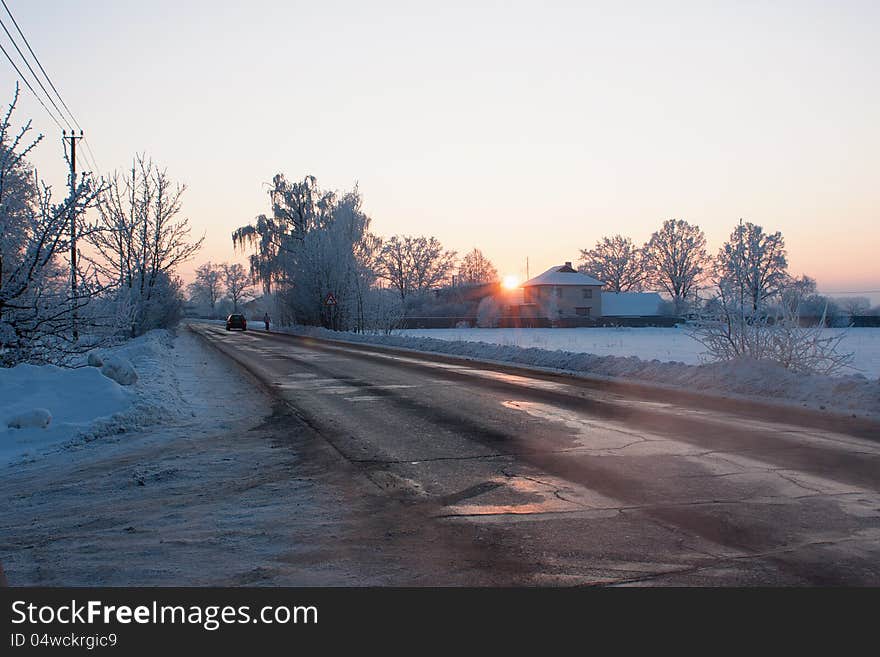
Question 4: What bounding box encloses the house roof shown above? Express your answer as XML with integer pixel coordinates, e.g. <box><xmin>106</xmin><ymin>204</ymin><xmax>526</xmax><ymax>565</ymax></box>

<box><xmin>522</xmin><ymin>263</ymin><xmax>603</xmax><ymax>287</ymax></box>
<box><xmin>602</xmin><ymin>292</ymin><xmax>663</xmax><ymax>317</ymax></box>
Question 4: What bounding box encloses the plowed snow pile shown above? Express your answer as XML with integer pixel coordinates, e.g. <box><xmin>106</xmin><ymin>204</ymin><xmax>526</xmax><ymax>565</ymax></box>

<box><xmin>0</xmin><ymin>330</ymin><xmax>186</xmax><ymax>465</ymax></box>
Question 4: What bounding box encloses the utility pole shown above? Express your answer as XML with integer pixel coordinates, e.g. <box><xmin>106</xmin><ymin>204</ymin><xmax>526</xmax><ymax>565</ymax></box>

<box><xmin>63</xmin><ymin>129</ymin><xmax>83</xmax><ymax>341</ymax></box>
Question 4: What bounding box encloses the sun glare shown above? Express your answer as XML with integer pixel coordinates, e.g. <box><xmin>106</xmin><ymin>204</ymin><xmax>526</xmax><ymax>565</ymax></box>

<box><xmin>501</xmin><ymin>274</ymin><xmax>520</xmax><ymax>289</ymax></box>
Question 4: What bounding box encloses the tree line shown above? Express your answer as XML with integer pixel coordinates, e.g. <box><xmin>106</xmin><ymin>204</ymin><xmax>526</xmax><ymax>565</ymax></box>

<box><xmin>228</xmin><ymin>174</ymin><xmax>499</xmax><ymax>331</ymax></box>
<box><xmin>578</xmin><ymin>219</ymin><xmax>874</xmax><ymax>321</ymax></box>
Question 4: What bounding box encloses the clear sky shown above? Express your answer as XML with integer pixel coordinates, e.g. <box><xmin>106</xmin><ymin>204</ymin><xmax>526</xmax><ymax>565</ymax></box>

<box><xmin>2</xmin><ymin>0</ymin><xmax>878</xmax><ymax>300</ymax></box>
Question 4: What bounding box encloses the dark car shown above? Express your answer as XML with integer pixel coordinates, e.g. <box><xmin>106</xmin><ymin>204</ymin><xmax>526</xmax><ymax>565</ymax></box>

<box><xmin>226</xmin><ymin>313</ymin><xmax>247</xmax><ymax>331</ymax></box>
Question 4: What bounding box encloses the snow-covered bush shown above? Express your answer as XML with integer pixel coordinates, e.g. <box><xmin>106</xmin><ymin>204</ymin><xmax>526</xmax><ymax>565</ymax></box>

<box><xmin>134</xmin><ymin>271</ymin><xmax>184</xmax><ymax>333</ymax></box>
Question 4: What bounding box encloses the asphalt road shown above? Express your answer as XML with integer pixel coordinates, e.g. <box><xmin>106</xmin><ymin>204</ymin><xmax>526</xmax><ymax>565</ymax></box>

<box><xmin>192</xmin><ymin>324</ymin><xmax>880</xmax><ymax>585</ymax></box>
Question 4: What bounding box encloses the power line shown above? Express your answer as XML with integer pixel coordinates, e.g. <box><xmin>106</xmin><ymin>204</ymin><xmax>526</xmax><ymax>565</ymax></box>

<box><xmin>0</xmin><ymin>0</ymin><xmax>101</xmax><ymax>176</ymax></box>
<box><xmin>0</xmin><ymin>14</ymin><xmax>72</xmax><ymax>131</ymax></box>
<box><xmin>1</xmin><ymin>0</ymin><xmax>81</xmax><ymax>132</ymax></box>
<box><xmin>0</xmin><ymin>38</ymin><xmax>65</xmax><ymax>131</ymax></box>
<box><xmin>81</xmin><ymin>136</ymin><xmax>100</xmax><ymax>174</ymax></box>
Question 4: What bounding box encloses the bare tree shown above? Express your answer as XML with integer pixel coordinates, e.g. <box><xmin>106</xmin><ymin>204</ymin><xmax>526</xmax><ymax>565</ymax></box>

<box><xmin>457</xmin><ymin>248</ymin><xmax>498</xmax><ymax>286</ymax></box>
<box><xmin>716</xmin><ymin>220</ymin><xmax>788</xmax><ymax>313</ymax></box>
<box><xmin>643</xmin><ymin>219</ymin><xmax>709</xmax><ymax>314</ymax></box>
<box><xmin>377</xmin><ymin>235</ymin><xmax>457</xmax><ymax>301</ymax></box>
<box><xmin>85</xmin><ymin>155</ymin><xmax>203</xmax><ymax>334</ymax></box>
<box><xmin>222</xmin><ymin>262</ymin><xmax>252</xmax><ymax>312</ymax></box>
<box><xmin>0</xmin><ymin>86</ymin><xmax>105</xmax><ymax>366</ymax></box>
<box><xmin>188</xmin><ymin>262</ymin><xmax>223</xmax><ymax>317</ymax></box>
<box><xmin>578</xmin><ymin>234</ymin><xmax>644</xmax><ymax>292</ymax></box>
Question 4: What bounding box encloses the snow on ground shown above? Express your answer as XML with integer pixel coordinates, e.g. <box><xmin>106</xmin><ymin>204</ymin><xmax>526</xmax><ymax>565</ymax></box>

<box><xmin>272</xmin><ymin>325</ymin><xmax>880</xmax><ymax>418</ymax></box>
<box><xmin>0</xmin><ymin>330</ymin><xmax>200</xmax><ymax>466</ymax></box>
<box><xmin>0</xmin><ymin>328</ymin><xmax>433</xmax><ymax>586</ymax></box>
<box><xmin>397</xmin><ymin>327</ymin><xmax>880</xmax><ymax>379</ymax></box>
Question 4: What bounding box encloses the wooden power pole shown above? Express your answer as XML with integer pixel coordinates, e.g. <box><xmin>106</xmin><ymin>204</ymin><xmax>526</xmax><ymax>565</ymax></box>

<box><xmin>63</xmin><ymin>129</ymin><xmax>83</xmax><ymax>341</ymax></box>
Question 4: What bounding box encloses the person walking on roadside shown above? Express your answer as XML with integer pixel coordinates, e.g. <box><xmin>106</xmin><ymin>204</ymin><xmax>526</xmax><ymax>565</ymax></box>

<box><xmin>263</xmin><ymin>312</ymin><xmax>270</xmax><ymax>332</ymax></box>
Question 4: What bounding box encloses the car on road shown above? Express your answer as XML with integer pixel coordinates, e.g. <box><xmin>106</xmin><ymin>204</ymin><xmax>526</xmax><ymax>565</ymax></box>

<box><xmin>226</xmin><ymin>313</ymin><xmax>247</xmax><ymax>331</ymax></box>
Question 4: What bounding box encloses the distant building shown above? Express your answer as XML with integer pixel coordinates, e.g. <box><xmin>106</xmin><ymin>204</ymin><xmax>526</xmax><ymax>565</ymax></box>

<box><xmin>601</xmin><ymin>292</ymin><xmax>663</xmax><ymax>317</ymax></box>
<box><xmin>515</xmin><ymin>262</ymin><xmax>604</xmax><ymax>320</ymax></box>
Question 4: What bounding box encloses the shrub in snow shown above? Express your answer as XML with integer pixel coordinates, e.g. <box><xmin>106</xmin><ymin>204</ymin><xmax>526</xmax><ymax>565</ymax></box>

<box><xmin>101</xmin><ymin>357</ymin><xmax>138</xmax><ymax>386</ymax></box>
<box><xmin>7</xmin><ymin>408</ymin><xmax>52</xmax><ymax>429</ymax></box>
<box><xmin>87</xmin><ymin>352</ymin><xmax>104</xmax><ymax>368</ymax></box>
<box><xmin>689</xmin><ymin>286</ymin><xmax>853</xmax><ymax>376</ymax></box>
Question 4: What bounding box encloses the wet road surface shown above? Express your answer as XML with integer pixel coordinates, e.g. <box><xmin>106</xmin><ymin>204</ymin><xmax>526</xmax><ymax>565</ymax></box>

<box><xmin>192</xmin><ymin>324</ymin><xmax>880</xmax><ymax>585</ymax></box>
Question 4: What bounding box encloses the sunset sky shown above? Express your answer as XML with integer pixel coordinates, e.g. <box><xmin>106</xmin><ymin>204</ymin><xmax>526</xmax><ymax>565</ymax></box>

<box><xmin>2</xmin><ymin>0</ymin><xmax>878</xmax><ymax>300</ymax></box>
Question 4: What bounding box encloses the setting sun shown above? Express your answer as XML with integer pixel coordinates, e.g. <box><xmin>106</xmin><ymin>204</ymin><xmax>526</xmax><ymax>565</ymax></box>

<box><xmin>501</xmin><ymin>274</ymin><xmax>520</xmax><ymax>289</ymax></box>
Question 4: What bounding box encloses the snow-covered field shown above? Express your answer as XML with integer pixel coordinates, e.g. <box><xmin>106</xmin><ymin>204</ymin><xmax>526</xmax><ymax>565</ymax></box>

<box><xmin>397</xmin><ymin>327</ymin><xmax>880</xmax><ymax>379</ymax></box>
<box><xmin>275</xmin><ymin>324</ymin><xmax>880</xmax><ymax>418</ymax></box>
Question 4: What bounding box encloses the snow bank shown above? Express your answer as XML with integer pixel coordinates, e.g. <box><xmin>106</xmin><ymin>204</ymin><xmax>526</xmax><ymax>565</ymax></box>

<box><xmin>0</xmin><ymin>363</ymin><xmax>133</xmax><ymax>464</ymax></box>
<box><xmin>0</xmin><ymin>329</ymin><xmax>188</xmax><ymax>465</ymax></box>
<box><xmin>274</xmin><ymin>325</ymin><xmax>880</xmax><ymax>418</ymax></box>
<box><xmin>397</xmin><ymin>326</ymin><xmax>880</xmax><ymax>379</ymax></box>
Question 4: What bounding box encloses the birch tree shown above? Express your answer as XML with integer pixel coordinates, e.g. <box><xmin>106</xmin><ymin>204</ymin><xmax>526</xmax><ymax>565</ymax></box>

<box><xmin>234</xmin><ymin>175</ymin><xmax>382</xmax><ymax>331</ymax></box>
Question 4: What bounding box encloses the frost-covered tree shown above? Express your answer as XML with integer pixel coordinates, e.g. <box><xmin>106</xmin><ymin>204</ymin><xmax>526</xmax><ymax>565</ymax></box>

<box><xmin>234</xmin><ymin>175</ymin><xmax>382</xmax><ymax>331</ymax></box>
<box><xmin>578</xmin><ymin>234</ymin><xmax>645</xmax><ymax>292</ymax></box>
<box><xmin>222</xmin><ymin>262</ymin><xmax>252</xmax><ymax>312</ymax></box>
<box><xmin>85</xmin><ymin>155</ymin><xmax>202</xmax><ymax>335</ymax></box>
<box><xmin>377</xmin><ymin>235</ymin><xmax>457</xmax><ymax>301</ymax></box>
<box><xmin>0</xmin><ymin>86</ymin><xmax>105</xmax><ymax>366</ymax></box>
<box><xmin>643</xmin><ymin>219</ymin><xmax>708</xmax><ymax>314</ymax></box>
<box><xmin>232</xmin><ymin>175</ymin><xmax>334</xmax><ymax>297</ymax></box>
<box><xmin>716</xmin><ymin>220</ymin><xmax>788</xmax><ymax>313</ymax></box>
<box><xmin>188</xmin><ymin>262</ymin><xmax>223</xmax><ymax>317</ymax></box>
<box><xmin>231</xmin><ymin>214</ymin><xmax>281</xmax><ymax>296</ymax></box>
<box><xmin>457</xmin><ymin>248</ymin><xmax>498</xmax><ymax>286</ymax></box>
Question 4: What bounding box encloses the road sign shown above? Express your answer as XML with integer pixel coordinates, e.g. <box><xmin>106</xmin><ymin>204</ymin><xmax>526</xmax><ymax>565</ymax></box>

<box><xmin>324</xmin><ymin>293</ymin><xmax>337</xmax><ymax>306</ymax></box>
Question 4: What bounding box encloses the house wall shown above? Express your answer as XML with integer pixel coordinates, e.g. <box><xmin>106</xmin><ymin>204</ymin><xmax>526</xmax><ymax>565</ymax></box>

<box><xmin>522</xmin><ymin>285</ymin><xmax>603</xmax><ymax>319</ymax></box>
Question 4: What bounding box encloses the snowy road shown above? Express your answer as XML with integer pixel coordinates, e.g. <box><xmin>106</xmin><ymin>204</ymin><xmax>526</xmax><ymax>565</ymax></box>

<box><xmin>192</xmin><ymin>324</ymin><xmax>880</xmax><ymax>585</ymax></box>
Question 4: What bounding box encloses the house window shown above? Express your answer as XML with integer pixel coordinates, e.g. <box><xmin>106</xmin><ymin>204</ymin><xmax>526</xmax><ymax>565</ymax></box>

<box><xmin>555</xmin><ymin>287</ymin><xmax>563</xmax><ymax>298</ymax></box>
<box><xmin>582</xmin><ymin>288</ymin><xmax>592</xmax><ymax>299</ymax></box>
<box><xmin>523</xmin><ymin>288</ymin><xmax>533</xmax><ymax>303</ymax></box>
<box><xmin>575</xmin><ymin>307</ymin><xmax>591</xmax><ymax>317</ymax></box>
